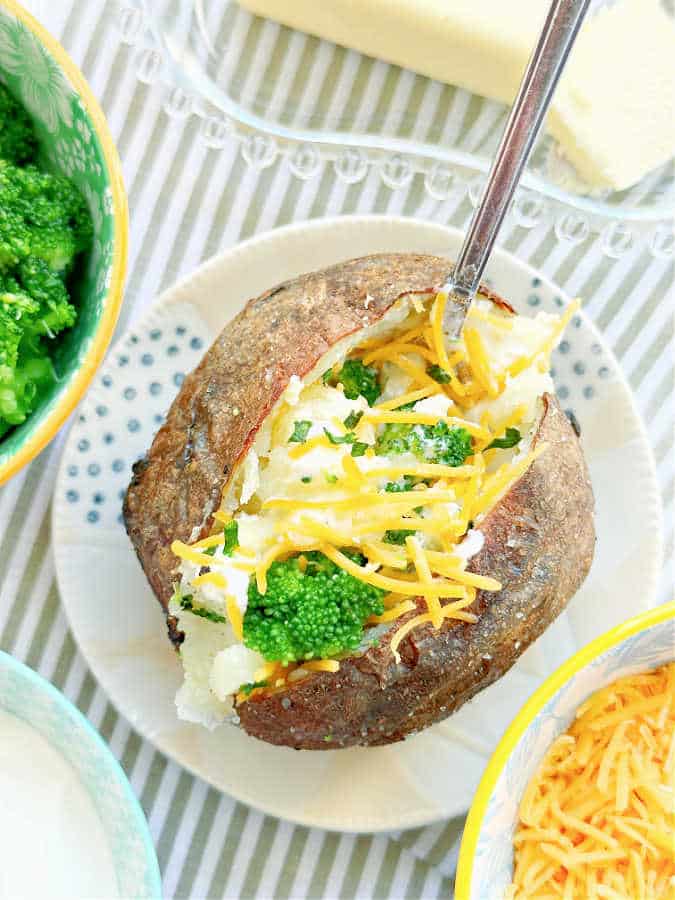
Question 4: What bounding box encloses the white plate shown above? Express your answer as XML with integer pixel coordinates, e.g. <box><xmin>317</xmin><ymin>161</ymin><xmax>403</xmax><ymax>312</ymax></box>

<box><xmin>52</xmin><ymin>216</ymin><xmax>663</xmax><ymax>833</ymax></box>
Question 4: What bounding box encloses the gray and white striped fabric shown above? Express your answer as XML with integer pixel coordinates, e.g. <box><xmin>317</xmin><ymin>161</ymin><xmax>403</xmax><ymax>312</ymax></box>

<box><xmin>3</xmin><ymin>2</ymin><xmax>673</xmax><ymax>897</ymax></box>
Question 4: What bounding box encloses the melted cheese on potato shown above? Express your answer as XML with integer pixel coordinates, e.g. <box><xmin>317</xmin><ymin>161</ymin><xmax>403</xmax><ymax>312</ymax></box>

<box><xmin>172</xmin><ymin>293</ymin><xmax>575</xmax><ymax>726</ymax></box>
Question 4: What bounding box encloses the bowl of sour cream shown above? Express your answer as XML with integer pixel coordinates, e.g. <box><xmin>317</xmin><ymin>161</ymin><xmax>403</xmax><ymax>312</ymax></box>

<box><xmin>0</xmin><ymin>651</ymin><xmax>160</xmax><ymax>899</ymax></box>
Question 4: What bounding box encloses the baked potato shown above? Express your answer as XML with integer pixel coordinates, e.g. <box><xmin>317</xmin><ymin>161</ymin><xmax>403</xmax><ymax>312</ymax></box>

<box><xmin>124</xmin><ymin>253</ymin><xmax>595</xmax><ymax>750</ymax></box>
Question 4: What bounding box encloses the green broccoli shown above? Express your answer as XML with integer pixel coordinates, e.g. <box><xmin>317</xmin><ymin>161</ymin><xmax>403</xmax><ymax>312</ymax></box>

<box><xmin>376</xmin><ymin>420</ymin><xmax>473</xmax><ymax>467</ymax></box>
<box><xmin>0</xmin><ymin>85</ymin><xmax>36</xmax><ymax>164</ymax></box>
<box><xmin>336</xmin><ymin>359</ymin><xmax>380</xmax><ymax>405</ymax></box>
<box><xmin>0</xmin><ymin>122</ymin><xmax>92</xmax><ymax>438</ymax></box>
<box><xmin>0</xmin><ymin>355</ymin><xmax>53</xmax><ymax>436</ymax></box>
<box><xmin>0</xmin><ymin>161</ymin><xmax>92</xmax><ymax>274</ymax></box>
<box><xmin>243</xmin><ymin>551</ymin><xmax>385</xmax><ymax>664</ymax></box>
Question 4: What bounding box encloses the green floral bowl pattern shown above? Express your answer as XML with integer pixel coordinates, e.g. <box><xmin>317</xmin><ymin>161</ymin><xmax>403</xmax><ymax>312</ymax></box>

<box><xmin>0</xmin><ymin>0</ymin><xmax>127</xmax><ymax>484</ymax></box>
<box><xmin>0</xmin><ymin>650</ymin><xmax>161</xmax><ymax>897</ymax></box>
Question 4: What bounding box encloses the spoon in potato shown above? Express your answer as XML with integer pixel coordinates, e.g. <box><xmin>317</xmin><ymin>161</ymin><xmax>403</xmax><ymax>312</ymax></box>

<box><xmin>441</xmin><ymin>0</ymin><xmax>592</xmax><ymax>341</ymax></box>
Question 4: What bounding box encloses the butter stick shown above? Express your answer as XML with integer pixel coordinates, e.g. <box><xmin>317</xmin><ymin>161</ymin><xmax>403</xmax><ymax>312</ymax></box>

<box><xmin>239</xmin><ymin>0</ymin><xmax>675</xmax><ymax>191</ymax></box>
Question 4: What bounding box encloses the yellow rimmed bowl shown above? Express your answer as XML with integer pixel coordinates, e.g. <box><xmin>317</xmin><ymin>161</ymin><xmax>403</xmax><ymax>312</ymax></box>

<box><xmin>455</xmin><ymin>600</ymin><xmax>675</xmax><ymax>900</ymax></box>
<box><xmin>0</xmin><ymin>0</ymin><xmax>127</xmax><ymax>484</ymax></box>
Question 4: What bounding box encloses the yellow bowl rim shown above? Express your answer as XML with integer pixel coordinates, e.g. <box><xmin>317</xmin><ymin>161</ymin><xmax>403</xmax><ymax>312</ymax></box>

<box><xmin>455</xmin><ymin>598</ymin><xmax>675</xmax><ymax>900</ymax></box>
<box><xmin>0</xmin><ymin>0</ymin><xmax>128</xmax><ymax>485</ymax></box>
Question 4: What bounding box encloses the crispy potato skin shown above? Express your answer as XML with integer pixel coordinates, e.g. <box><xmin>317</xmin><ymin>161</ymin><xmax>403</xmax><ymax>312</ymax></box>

<box><xmin>123</xmin><ymin>252</ymin><xmax>595</xmax><ymax>749</ymax></box>
<box><xmin>237</xmin><ymin>395</ymin><xmax>595</xmax><ymax>749</ymax></box>
<box><xmin>124</xmin><ymin>253</ymin><xmax>508</xmax><ymax>632</ymax></box>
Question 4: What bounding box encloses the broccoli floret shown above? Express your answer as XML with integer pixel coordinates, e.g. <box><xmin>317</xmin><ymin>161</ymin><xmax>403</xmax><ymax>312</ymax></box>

<box><xmin>0</xmin><ymin>85</ymin><xmax>36</xmax><ymax>164</ymax></box>
<box><xmin>0</xmin><ymin>150</ymin><xmax>92</xmax><ymax>438</ymax></box>
<box><xmin>0</xmin><ymin>259</ymin><xmax>78</xmax><ymax>433</ymax></box>
<box><xmin>0</xmin><ymin>355</ymin><xmax>52</xmax><ymax>435</ymax></box>
<box><xmin>0</xmin><ymin>259</ymin><xmax>75</xmax><ymax>338</ymax></box>
<box><xmin>375</xmin><ymin>422</ymin><xmax>413</xmax><ymax>456</ymax></box>
<box><xmin>0</xmin><ymin>161</ymin><xmax>92</xmax><ymax>274</ymax></box>
<box><xmin>376</xmin><ymin>420</ymin><xmax>473</xmax><ymax>467</ymax></box>
<box><xmin>243</xmin><ymin>551</ymin><xmax>385</xmax><ymax>663</ymax></box>
<box><xmin>0</xmin><ymin>292</ymin><xmax>39</xmax><ymax>369</ymax></box>
<box><xmin>337</xmin><ymin>359</ymin><xmax>380</xmax><ymax>405</ymax></box>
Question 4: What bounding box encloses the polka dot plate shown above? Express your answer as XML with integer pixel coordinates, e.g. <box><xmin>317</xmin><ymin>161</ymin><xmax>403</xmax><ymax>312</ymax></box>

<box><xmin>52</xmin><ymin>216</ymin><xmax>662</xmax><ymax>833</ymax></box>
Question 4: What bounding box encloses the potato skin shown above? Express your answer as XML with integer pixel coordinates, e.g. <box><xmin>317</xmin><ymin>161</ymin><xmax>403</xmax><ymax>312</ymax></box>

<box><xmin>237</xmin><ymin>395</ymin><xmax>595</xmax><ymax>749</ymax></box>
<box><xmin>124</xmin><ymin>253</ymin><xmax>509</xmax><ymax>638</ymax></box>
<box><xmin>123</xmin><ymin>252</ymin><xmax>595</xmax><ymax>748</ymax></box>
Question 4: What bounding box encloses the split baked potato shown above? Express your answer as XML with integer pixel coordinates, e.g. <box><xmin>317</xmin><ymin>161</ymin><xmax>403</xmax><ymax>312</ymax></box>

<box><xmin>124</xmin><ymin>253</ymin><xmax>595</xmax><ymax>749</ymax></box>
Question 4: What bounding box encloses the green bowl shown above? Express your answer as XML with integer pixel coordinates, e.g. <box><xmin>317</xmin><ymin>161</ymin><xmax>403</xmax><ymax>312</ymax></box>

<box><xmin>0</xmin><ymin>0</ymin><xmax>128</xmax><ymax>484</ymax></box>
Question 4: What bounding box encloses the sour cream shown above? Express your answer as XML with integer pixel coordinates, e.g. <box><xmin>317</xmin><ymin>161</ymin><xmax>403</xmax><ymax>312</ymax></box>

<box><xmin>0</xmin><ymin>709</ymin><xmax>118</xmax><ymax>900</ymax></box>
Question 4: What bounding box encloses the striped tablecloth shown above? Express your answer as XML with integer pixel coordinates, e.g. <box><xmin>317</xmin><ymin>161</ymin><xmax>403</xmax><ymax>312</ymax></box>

<box><xmin>3</xmin><ymin>1</ymin><xmax>673</xmax><ymax>897</ymax></box>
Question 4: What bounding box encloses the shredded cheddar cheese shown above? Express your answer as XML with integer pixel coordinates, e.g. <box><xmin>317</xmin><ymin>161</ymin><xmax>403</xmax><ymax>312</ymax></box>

<box><xmin>287</xmin><ymin>434</ymin><xmax>334</xmax><ymax>459</ymax></box>
<box><xmin>171</xmin><ymin>541</ymin><xmax>218</xmax><ymax>568</ymax></box>
<box><xmin>507</xmin><ymin>663</ymin><xmax>675</xmax><ymax>900</ymax></box>
<box><xmin>364</xmin><ymin>408</ymin><xmax>490</xmax><ymax>441</ymax></box>
<box><xmin>320</xmin><ymin>544</ymin><xmax>467</xmax><ymax>599</ymax></box>
<box><xmin>368</xmin><ymin>600</ymin><xmax>418</xmax><ymax>623</ymax></box>
<box><xmin>464</xmin><ymin>327</ymin><xmax>501</xmax><ymax>398</ymax></box>
<box><xmin>375</xmin><ymin>385</ymin><xmax>440</xmax><ymax>410</ymax></box>
<box><xmin>406</xmin><ymin>535</ymin><xmax>442</xmax><ymax>628</ymax></box>
<box><xmin>302</xmin><ymin>659</ymin><xmax>341</xmax><ymax>673</ymax></box>
<box><xmin>191</xmin><ymin>533</ymin><xmax>226</xmax><ymax>550</ymax></box>
<box><xmin>171</xmin><ymin>290</ymin><xmax>578</xmax><ymax>682</ymax></box>
<box><xmin>225</xmin><ymin>595</ymin><xmax>243</xmax><ymax>641</ymax></box>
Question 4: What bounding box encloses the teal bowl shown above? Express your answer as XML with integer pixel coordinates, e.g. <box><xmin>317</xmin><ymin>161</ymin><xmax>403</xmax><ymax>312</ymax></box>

<box><xmin>0</xmin><ymin>650</ymin><xmax>161</xmax><ymax>897</ymax></box>
<box><xmin>0</xmin><ymin>0</ymin><xmax>128</xmax><ymax>484</ymax></box>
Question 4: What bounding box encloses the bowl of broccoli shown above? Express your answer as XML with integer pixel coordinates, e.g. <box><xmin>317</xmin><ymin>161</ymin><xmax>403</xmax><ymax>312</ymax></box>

<box><xmin>0</xmin><ymin>0</ymin><xmax>127</xmax><ymax>484</ymax></box>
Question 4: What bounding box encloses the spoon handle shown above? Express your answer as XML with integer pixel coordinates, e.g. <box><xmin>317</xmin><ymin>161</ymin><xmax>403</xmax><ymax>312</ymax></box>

<box><xmin>442</xmin><ymin>0</ymin><xmax>592</xmax><ymax>339</ymax></box>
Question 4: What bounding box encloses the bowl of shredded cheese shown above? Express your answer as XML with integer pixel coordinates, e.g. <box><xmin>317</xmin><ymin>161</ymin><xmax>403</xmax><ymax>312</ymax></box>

<box><xmin>455</xmin><ymin>600</ymin><xmax>675</xmax><ymax>900</ymax></box>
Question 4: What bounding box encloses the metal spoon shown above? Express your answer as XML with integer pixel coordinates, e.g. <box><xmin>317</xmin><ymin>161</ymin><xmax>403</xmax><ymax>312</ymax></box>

<box><xmin>442</xmin><ymin>0</ymin><xmax>592</xmax><ymax>341</ymax></box>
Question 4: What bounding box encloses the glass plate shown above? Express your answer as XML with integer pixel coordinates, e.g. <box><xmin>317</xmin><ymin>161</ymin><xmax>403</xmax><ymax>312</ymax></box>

<box><xmin>117</xmin><ymin>1</ymin><xmax>674</xmax><ymax>247</ymax></box>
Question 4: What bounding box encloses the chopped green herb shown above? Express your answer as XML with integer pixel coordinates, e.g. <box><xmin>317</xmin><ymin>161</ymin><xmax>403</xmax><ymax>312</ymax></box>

<box><xmin>396</xmin><ymin>400</ymin><xmax>417</xmax><ymax>411</ymax></box>
<box><xmin>427</xmin><ymin>364</ymin><xmax>452</xmax><ymax>384</ymax></box>
<box><xmin>239</xmin><ymin>680</ymin><xmax>268</xmax><ymax>696</ymax></box>
<box><xmin>325</xmin><ymin>473</ymin><xmax>339</xmax><ymax>484</ymax></box>
<box><xmin>383</xmin><ymin>529</ymin><xmax>415</xmax><ymax>545</ymax></box>
<box><xmin>486</xmin><ymin>427</ymin><xmax>522</xmax><ymax>450</ymax></box>
<box><xmin>203</xmin><ymin>545</ymin><xmax>218</xmax><ymax>557</ymax></box>
<box><xmin>338</xmin><ymin>359</ymin><xmax>380</xmax><ymax>405</ymax></box>
<box><xmin>323</xmin><ymin>734</ymin><xmax>333</xmax><ymax>743</ymax></box>
<box><xmin>179</xmin><ymin>597</ymin><xmax>228</xmax><ymax>624</ymax></box>
<box><xmin>343</xmin><ymin>409</ymin><xmax>364</xmax><ymax>430</ymax></box>
<box><xmin>301</xmin><ymin>475</ymin><xmax>312</xmax><ymax>484</ymax></box>
<box><xmin>321</xmin><ymin>368</ymin><xmax>333</xmax><ymax>384</ymax></box>
<box><xmin>323</xmin><ymin>428</ymin><xmax>356</xmax><ymax>445</ymax></box>
<box><xmin>351</xmin><ymin>441</ymin><xmax>369</xmax><ymax>457</ymax></box>
<box><xmin>384</xmin><ymin>475</ymin><xmax>415</xmax><ymax>493</ymax></box>
<box><xmin>171</xmin><ymin>587</ymin><xmax>192</xmax><ymax>606</ymax></box>
<box><xmin>289</xmin><ymin>420</ymin><xmax>312</xmax><ymax>443</ymax></box>
<box><xmin>222</xmin><ymin>520</ymin><xmax>239</xmax><ymax>556</ymax></box>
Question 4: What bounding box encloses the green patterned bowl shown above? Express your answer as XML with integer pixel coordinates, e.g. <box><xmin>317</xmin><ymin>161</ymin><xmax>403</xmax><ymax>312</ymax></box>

<box><xmin>0</xmin><ymin>0</ymin><xmax>128</xmax><ymax>484</ymax></box>
<box><xmin>0</xmin><ymin>650</ymin><xmax>161</xmax><ymax>897</ymax></box>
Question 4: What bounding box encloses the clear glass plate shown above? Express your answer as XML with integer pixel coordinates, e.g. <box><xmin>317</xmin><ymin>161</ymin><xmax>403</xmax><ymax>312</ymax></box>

<box><xmin>118</xmin><ymin>1</ymin><xmax>674</xmax><ymax>245</ymax></box>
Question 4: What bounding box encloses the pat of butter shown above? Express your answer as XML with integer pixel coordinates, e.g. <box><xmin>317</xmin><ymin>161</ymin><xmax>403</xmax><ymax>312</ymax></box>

<box><xmin>239</xmin><ymin>0</ymin><xmax>675</xmax><ymax>191</ymax></box>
